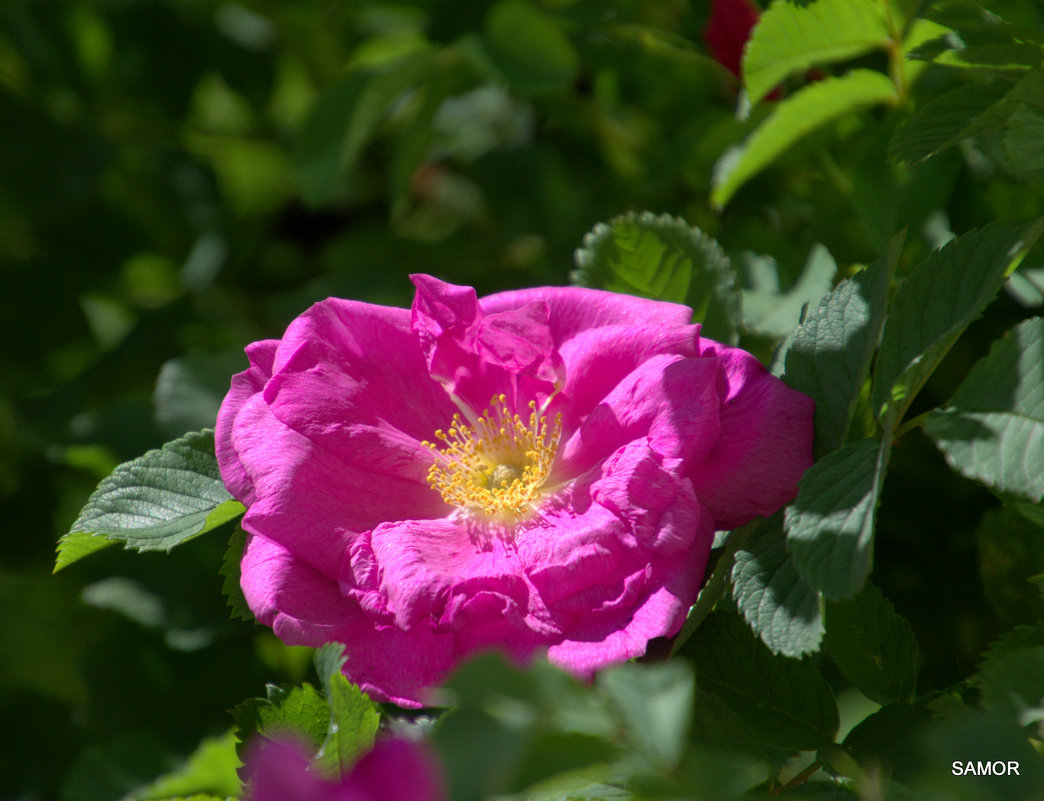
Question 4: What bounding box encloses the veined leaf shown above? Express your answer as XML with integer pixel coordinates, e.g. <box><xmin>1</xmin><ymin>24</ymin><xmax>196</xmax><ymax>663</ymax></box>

<box><xmin>872</xmin><ymin>220</ymin><xmax>1044</xmax><ymax>424</ymax></box>
<box><xmin>55</xmin><ymin>430</ymin><xmax>244</xmax><ymax>572</ymax></box>
<box><xmin>572</xmin><ymin>211</ymin><xmax>740</xmax><ymax>343</ymax></box>
<box><xmin>824</xmin><ymin>582</ymin><xmax>919</xmax><ymax>705</ymax></box>
<box><xmin>784</xmin><ymin>234</ymin><xmax>901</xmax><ymax>457</ymax></box>
<box><xmin>743</xmin><ymin>0</ymin><xmax>891</xmax><ymax>106</ymax></box>
<box><xmin>731</xmin><ymin>514</ymin><xmax>824</xmax><ymax>658</ymax></box>
<box><xmin>712</xmin><ymin>70</ymin><xmax>898</xmax><ymax>209</ymax></box>
<box><xmin>312</xmin><ymin>644</ymin><xmax>381</xmax><ymax>777</ymax></box>
<box><xmin>1006</xmin><ymin>104</ymin><xmax>1044</xmax><ymax>181</ymax></box>
<box><xmin>925</xmin><ymin>316</ymin><xmax>1044</xmax><ymax>503</ymax></box>
<box><xmin>785</xmin><ymin>434</ymin><xmax>892</xmax><ymax>600</ymax></box>
<box><xmin>741</xmin><ymin>243</ymin><xmax>836</xmax><ymax>340</ymax></box>
<box><xmin>233</xmin><ymin>683</ymin><xmax>330</xmax><ymax>761</ymax></box>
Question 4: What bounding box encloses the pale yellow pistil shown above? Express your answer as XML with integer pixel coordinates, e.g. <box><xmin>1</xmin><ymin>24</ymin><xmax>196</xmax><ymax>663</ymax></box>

<box><xmin>423</xmin><ymin>394</ymin><xmax>562</xmax><ymax>520</ymax></box>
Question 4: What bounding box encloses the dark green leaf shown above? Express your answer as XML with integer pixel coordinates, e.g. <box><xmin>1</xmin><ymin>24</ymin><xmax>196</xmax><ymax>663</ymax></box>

<box><xmin>785</xmin><ymin>436</ymin><xmax>892</xmax><ymax>600</ymax></box>
<box><xmin>153</xmin><ymin>351</ymin><xmax>248</xmax><ymax>438</ymax></box>
<box><xmin>506</xmin><ymin>765</ymin><xmax>631</xmax><ymax>801</ymax></box>
<box><xmin>742</xmin><ymin>0</ymin><xmax>892</xmax><ymax>106</ymax></box>
<box><xmin>742</xmin><ymin>243</ymin><xmax>836</xmax><ymax>340</ymax></box>
<box><xmin>1006</xmin><ymin>104</ymin><xmax>1044</xmax><ymax>180</ymax></box>
<box><xmin>974</xmin><ymin>507</ymin><xmax>1044</xmax><ymax>625</ymax></box>
<box><xmin>784</xmin><ymin>234</ymin><xmax>900</xmax><ymax>457</ymax></box>
<box><xmin>823</xmin><ymin>582</ymin><xmax>919</xmax><ymax>705</ymax></box>
<box><xmin>925</xmin><ymin>316</ymin><xmax>1044</xmax><ymax>503</ymax></box>
<box><xmin>598</xmin><ymin>661</ymin><xmax>693</xmax><ymax>771</ymax></box>
<box><xmin>838</xmin><ymin>703</ymin><xmax>933</xmax><ymax>782</ymax></box>
<box><xmin>872</xmin><ymin>220</ymin><xmax>1044</xmax><ymax>423</ymax></box>
<box><xmin>731</xmin><ymin>515</ymin><xmax>824</xmax><ymax>657</ymax></box>
<box><xmin>889</xmin><ymin>80</ymin><xmax>1011</xmax><ymax>164</ymax></box>
<box><xmin>55</xmin><ymin>430</ymin><xmax>244</xmax><ymax>572</ymax></box>
<box><xmin>713</xmin><ymin>70</ymin><xmax>898</xmax><ymax>208</ymax></box>
<box><xmin>687</xmin><ymin>612</ymin><xmax>838</xmax><ymax>751</ymax></box>
<box><xmin>572</xmin><ymin>211</ymin><xmax>740</xmax><ymax>343</ymax></box>
<box><xmin>483</xmin><ymin>0</ymin><xmax>578</xmax><ymax>93</ymax></box>
<box><xmin>125</xmin><ymin>731</ymin><xmax>240</xmax><ymax>801</ymax></box>
<box><xmin>312</xmin><ymin>644</ymin><xmax>380</xmax><ymax>777</ymax></box>
<box><xmin>219</xmin><ymin>525</ymin><xmax>252</xmax><ymax>621</ymax></box>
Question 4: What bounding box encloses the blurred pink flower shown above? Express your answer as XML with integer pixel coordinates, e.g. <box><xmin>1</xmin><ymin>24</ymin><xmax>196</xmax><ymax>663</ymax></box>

<box><xmin>217</xmin><ymin>275</ymin><xmax>813</xmax><ymax>705</ymax></box>
<box><xmin>703</xmin><ymin>0</ymin><xmax>760</xmax><ymax>77</ymax></box>
<box><xmin>244</xmin><ymin>738</ymin><xmax>445</xmax><ymax>801</ymax></box>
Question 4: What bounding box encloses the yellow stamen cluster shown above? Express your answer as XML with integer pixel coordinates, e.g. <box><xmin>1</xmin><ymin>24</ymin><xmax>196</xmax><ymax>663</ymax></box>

<box><xmin>424</xmin><ymin>394</ymin><xmax>562</xmax><ymax>520</ymax></box>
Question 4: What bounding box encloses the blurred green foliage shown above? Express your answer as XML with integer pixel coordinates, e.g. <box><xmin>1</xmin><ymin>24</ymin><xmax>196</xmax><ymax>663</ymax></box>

<box><xmin>4</xmin><ymin>0</ymin><xmax>1044</xmax><ymax>799</ymax></box>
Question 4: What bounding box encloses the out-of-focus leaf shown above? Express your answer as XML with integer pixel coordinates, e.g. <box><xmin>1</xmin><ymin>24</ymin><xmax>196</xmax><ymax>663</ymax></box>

<box><xmin>1006</xmin><ymin>104</ymin><xmax>1044</xmax><ymax>181</ymax></box>
<box><xmin>572</xmin><ymin>211</ymin><xmax>740</xmax><ymax>343</ymax></box>
<box><xmin>731</xmin><ymin>514</ymin><xmax>824</xmax><ymax>658</ymax></box>
<box><xmin>872</xmin><ymin>220</ymin><xmax>1044</xmax><ymax>423</ymax></box>
<box><xmin>55</xmin><ymin>430</ymin><xmax>244</xmax><ymax>571</ymax></box>
<box><xmin>742</xmin><ymin>0</ymin><xmax>891</xmax><ymax>106</ymax></box>
<box><xmin>713</xmin><ymin>70</ymin><xmax>898</xmax><ymax>208</ymax></box>
<box><xmin>837</xmin><ymin>703</ymin><xmax>933</xmax><ymax>783</ymax></box>
<box><xmin>785</xmin><ymin>435</ymin><xmax>892</xmax><ymax>600</ymax></box>
<box><xmin>823</xmin><ymin>582</ymin><xmax>919</xmax><ymax>705</ymax></box>
<box><xmin>312</xmin><ymin>644</ymin><xmax>380</xmax><ymax>777</ymax></box>
<box><xmin>784</xmin><ymin>235</ymin><xmax>899</xmax><ymax>457</ymax></box>
<box><xmin>742</xmin><ymin>244</ymin><xmax>836</xmax><ymax>340</ymax></box>
<box><xmin>972</xmin><ymin>506</ymin><xmax>1044</xmax><ymax>625</ymax></box>
<box><xmin>153</xmin><ymin>351</ymin><xmax>249</xmax><ymax>437</ymax></box>
<box><xmin>125</xmin><ymin>731</ymin><xmax>240</xmax><ymax>801</ymax></box>
<box><xmin>925</xmin><ymin>316</ymin><xmax>1044</xmax><ymax>503</ymax></box>
<box><xmin>687</xmin><ymin>612</ymin><xmax>838</xmax><ymax>751</ymax></box>
<box><xmin>483</xmin><ymin>0</ymin><xmax>578</xmax><ymax>93</ymax></box>
<box><xmin>598</xmin><ymin>661</ymin><xmax>693</xmax><ymax>771</ymax></box>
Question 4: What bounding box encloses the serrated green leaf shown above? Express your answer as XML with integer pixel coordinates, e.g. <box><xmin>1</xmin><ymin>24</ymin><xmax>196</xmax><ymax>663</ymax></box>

<box><xmin>686</xmin><ymin>612</ymin><xmax>839</xmax><ymax>751</ymax></box>
<box><xmin>872</xmin><ymin>220</ymin><xmax>1044</xmax><ymax>423</ymax></box>
<box><xmin>838</xmin><ymin>703</ymin><xmax>932</xmax><ymax>782</ymax></box>
<box><xmin>55</xmin><ymin>430</ymin><xmax>244</xmax><ymax>572</ymax></box>
<box><xmin>889</xmin><ymin>80</ymin><xmax>1012</xmax><ymax>165</ymax></box>
<box><xmin>712</xmin><ymin>70</ymin><xmax>898</xmax><ymax>209</ymax></box>
<box><xmin>925</xmin><ymin>316</ymin><xmax>1044</xmax><ymax>503</ymax></box>
<box><xmin>823</xmin><ymin>582</ymin><xmax>918</xmax><ymax>705</ymax></box>
<box><xmin>973</xmin><ymin>506</ymin><xmax>1044</xmax><ymax>625</ymax></box>
<box><xmin>293</xmin><ymin>51</ymin><xmax>434</xmax><ymax>206</ymax></box>
<box><xmin>572</xmin><ymin>211</ymin><xmax>740</xmax><ymax>343</ymax></box>
<box><xmin>233</xmin><ymin>683</ymin><xmax>330</xmax><ymax>761</ymax></box>
<box><xmin>598</xmin><ymin>661</ymin><xmax>693</xmax><ymax>771</ymax></box>
<box><xmin>742</xmin><ymin>0</ymin><xmax>891</xmax><ymax>106</ymax></box>
<box><xmin>483</xmin><ymin>0</ymin><xmax>578</xmax><ymax>93</ymax></box>
<box><xmin>785</xmin><ymin>435</ymin><xmax>892</xmax><ymax>600</ymax></box>
<box><xmin>1006</xmin><ymin>104</ymin><xmax>1044</xmax><ymax>181</ymax></box>
<box><xmin>742</xmin><ymin>243</ymin><xmax>836</xmax><ymax>340</ymax></box>
<box><xmin>312</xmin><ymin>644</ymin><xmax>380</xmax><ymax>777</ymax></box>
<box><xmin>731</xmin><ymin>515</ymin><xmax>824</xmax><ymax>658</ymax></box>
<box><xmin>976</xmin><ymin>627</ymin><xmax>1044</xmax><ymax>718</ymax></box>
<box><xmin>784</xmin><ymin>235</ymin><xmax>900</xmax><ymax>457</ymax></box>
<box><xmin>220</xmin><ymin>525</ymin><xmax>252</xmax><ymax>621</ymax></box>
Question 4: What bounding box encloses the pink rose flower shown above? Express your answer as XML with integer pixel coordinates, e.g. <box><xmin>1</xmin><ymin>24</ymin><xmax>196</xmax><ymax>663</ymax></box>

<box><xmin>244</xmin><ymin>738</ymin><xmax>446</xmax><ymax>801</ymax></box>
<box><xmin>217</xmin><ymin>275</ymin><xmax>813</xmax><ymax>706</ymax></box>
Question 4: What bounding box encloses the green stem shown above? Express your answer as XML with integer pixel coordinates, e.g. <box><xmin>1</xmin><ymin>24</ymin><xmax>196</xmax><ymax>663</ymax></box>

<box><xmin>893</xmin><ymin>409</ymin><xmax>932</xmax><ymax>440</ymax></box>
<box><xmin>772</xmin><ymin>761</ymin><xmax>822</xmax><ymax>794</ymax></box>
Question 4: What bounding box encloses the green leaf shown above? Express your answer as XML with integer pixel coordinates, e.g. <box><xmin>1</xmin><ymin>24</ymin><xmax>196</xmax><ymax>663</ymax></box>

<box><xmin>872</xmin><ymin>220</ymin><xmax>1044</xmax><ymax>424</ymax></box>
<box><xmin>972</xmin><ymin>506</ymin><xmax>1044</xmax><ymax>625</ymax></box>
<box><xmin>507</xmin><ymin>765</ymin><xmax>631</xmax><ymax>801</ymax></box>
<box><xmin>686</xmin><ymin>612</ymin><xmax>839</xmax><ymax>751</ymax></box>
<box><xmin>742</xmin><ymin>0</ymin><xmax>892</xmax><ymax>106</ymax></box>
<box><xmin>233</xmin><ymin>683</ymin><xmax>331</xmax><ymax>760</ymax></box>
<box><xmin>220</xmin><ymin>525</ymin><xmax>252</xmax><ymax>621</ymax></box>
<box><xmin>925</xmin><ymin>316</ymin><xmax>1044</xmax><ymax>503</ymax></box>
<box><xmin>784</xmin><ymin>234</ymin><xmax>900</xmax><ymax>457</ymax></box>
<box><xmin>55</xmin><ymin>430</ymin><xmax>245</xmax><ymax>572</ymax></box>
<box><xmin>823</xmin><ymin>582</ymin><xmax>919</xmax><ymax>705</ymax></box>
<box><xmin>293</xmin><ymin>51</ymin><xmax>434</xmax><ymax>206</ymax></box>
<box><xmin>1006</xmin><ymin>104</ymin><xmax>1044</xmax><ymax>180</ymax></box>
<box><xmin>712</xmin><ymin>70</ymin><xmax>898</xmax><ymax>209</ymax></box>
<box><xmin>153</xmin><ymin>351</ymin><xmax>249</xmax><ymax>437</ymax></box>
<box><xmin>785</xmin><ymin>435</ymin><xmax>892</xmax><ymax>600</ymax></box>
<box><xmin>483</xmin><ymin>0</ymin><xmax>578</xmax><ymax>93</ymax></box>
<box><xmin>888</xmin><ymin>80</ymin><xmax>1011</xmax><ymax>165</ymax></box>
<box><xmin>312</xmin><ymin>644</ymin><xmax>381</xmax><ymax>777</ymax></box>
<box><xmin>598</xmin><ymin>661</ymin><xmax>693</xmax><ymax>771</ymax></box>
<box><xmin>837</xmin><ymin>703</ymin><xmax>932</xmax><ymax>782</ymax></box>
<box><xmin>572</xmin><ymin>211</ymin><xmax>740</xmax><ymax>343</ymax></box>
<box><xmin>731</xmin><ymin>514</ymin><xmax>824</xmax><ymax>658</ymax></box>
<box><xmin>126</xmin><ymin>731</ymin><xmax>240</xmax><ymax>801</ymax></box>
<box><xmin>741</xmin><ymin>243</ymin><xmax>837</xmax><ymax>340</ymax></box>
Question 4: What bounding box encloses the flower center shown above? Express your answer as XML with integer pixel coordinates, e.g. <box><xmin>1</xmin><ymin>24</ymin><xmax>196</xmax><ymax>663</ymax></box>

<box><xmin>424</xmin><ymin>394</ymin><xmax>562</xmax><ymax>520</ymax></box>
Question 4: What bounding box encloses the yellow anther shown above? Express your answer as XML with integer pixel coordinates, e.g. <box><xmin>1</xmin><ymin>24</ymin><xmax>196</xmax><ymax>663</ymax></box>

<box><xmin>422</xmin><ymin>394</ymin><xmax>562</xmax><ymax>520</ymax></box>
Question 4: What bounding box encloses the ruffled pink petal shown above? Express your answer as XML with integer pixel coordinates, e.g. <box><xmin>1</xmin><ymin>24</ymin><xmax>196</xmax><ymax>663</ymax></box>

<box><xmin>688</xmin><ymin>342</ymin><xmax>815</xmax><ymax>529</ymax></box>
<box><xmin>216</xmin><ymin>339</ymin><xmax>278</xmax><ymax>505</ymax></box>
<box><xmin>347</xmin><ymin>739</ymin><xmax>447</xmax><ymax>801</ymax></box>
<box><xmin>558</xmin><ymin>354</ymin><xmax>722</xmax><ymax>479</ymax></box>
